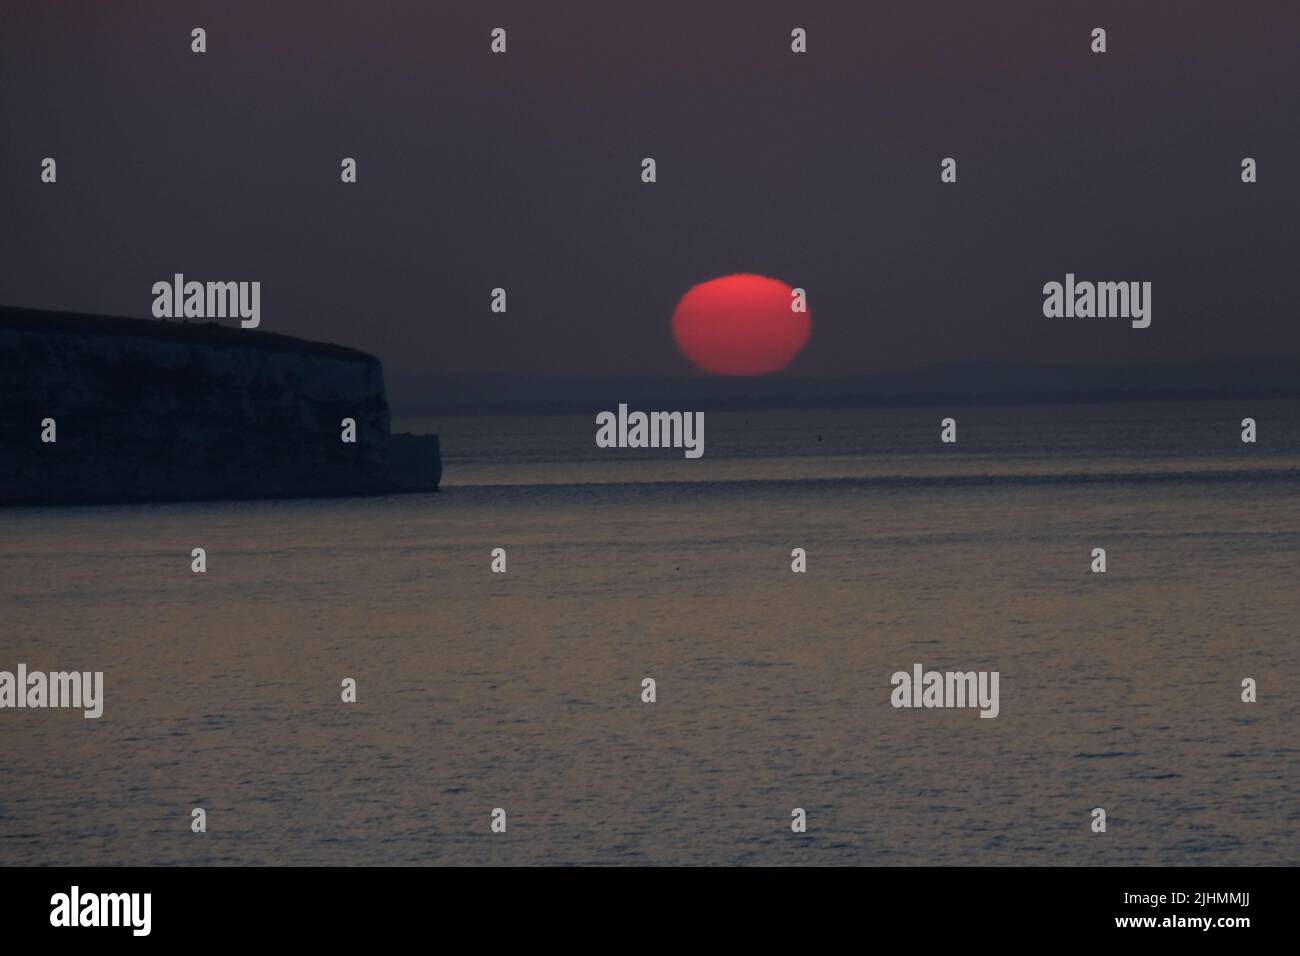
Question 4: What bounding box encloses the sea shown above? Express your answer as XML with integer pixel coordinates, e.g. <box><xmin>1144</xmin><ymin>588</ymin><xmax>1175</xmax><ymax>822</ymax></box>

<box><xmin>2</xmin><ymin>400</ymin><xmax>1298</xmax><ymax>865</ymax></box>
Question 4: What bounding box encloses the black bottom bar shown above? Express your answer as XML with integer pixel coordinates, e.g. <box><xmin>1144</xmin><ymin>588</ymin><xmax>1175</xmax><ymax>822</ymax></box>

<box><xmin>1</xmin><ymin>865</ymin><xmax>1275</xmax><ymax>942</ymax></box>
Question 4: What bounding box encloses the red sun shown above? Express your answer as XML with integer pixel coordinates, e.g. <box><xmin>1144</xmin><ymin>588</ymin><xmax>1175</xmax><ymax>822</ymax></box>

<box><xmin>671</xmin><ymin>274</ymin><xmax>811</xmax><ymax>376</ymax></box>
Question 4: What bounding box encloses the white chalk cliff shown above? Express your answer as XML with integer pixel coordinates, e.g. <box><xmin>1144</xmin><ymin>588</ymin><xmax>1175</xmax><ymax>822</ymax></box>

<box><xmin>0</xmin><ymin>307</ymin><xmax>439</xmax><ymax>504</ymax></box>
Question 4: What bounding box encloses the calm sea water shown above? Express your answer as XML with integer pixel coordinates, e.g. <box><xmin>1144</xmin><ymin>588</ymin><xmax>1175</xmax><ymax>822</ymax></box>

<box><xmin>2</xmin><ymin>401</ymin><xmax>1298</xmax><ymax>865</ymax></box>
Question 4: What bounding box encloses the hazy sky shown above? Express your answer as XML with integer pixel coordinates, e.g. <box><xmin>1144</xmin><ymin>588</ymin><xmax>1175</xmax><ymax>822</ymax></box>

<box><xmin>2</xmin><ymin>0</ymin><xmax>1297</xmax><ymax>379</ymax></box>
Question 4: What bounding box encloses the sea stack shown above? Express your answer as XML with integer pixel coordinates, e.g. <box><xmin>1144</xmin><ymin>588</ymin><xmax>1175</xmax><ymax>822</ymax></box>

<box><xmin>0</xmin><ymin>306</ymin><xmax>440</xmax><ymax>505</ymax></box>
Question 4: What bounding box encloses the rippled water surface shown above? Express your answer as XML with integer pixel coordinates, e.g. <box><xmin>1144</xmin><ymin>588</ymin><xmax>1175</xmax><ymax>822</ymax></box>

<box><xmin>2</xmin><ymin>402</ymin><xmax>1298</xmax><ymax>864</ymax></box>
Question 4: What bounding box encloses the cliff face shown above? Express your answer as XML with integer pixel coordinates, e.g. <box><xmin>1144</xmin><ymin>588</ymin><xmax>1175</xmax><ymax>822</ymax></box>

<box><xmin>0</xmin><ymin>307</ymin><xmax>437</xmax><ymax>505</ymax></box>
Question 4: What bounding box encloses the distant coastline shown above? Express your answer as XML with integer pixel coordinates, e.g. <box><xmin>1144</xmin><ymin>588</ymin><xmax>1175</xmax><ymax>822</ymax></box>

<box><xmin>385</xmin><ymin>359</ymin><xmax>1300</xmax><ymax>417</ymax></box>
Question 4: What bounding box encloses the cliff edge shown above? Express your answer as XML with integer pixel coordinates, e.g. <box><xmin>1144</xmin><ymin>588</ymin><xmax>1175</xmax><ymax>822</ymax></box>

<box><xmin>0</xmin><ymin>306</ymin><xmax>440</xmax><ymax>505</ymax></box>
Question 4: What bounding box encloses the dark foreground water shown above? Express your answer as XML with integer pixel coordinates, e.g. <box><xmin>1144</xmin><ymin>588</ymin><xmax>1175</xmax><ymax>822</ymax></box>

<box><xmin>2</xmin><ymin>401</ymin><xmax>1298</xmax><ymax>864</ymax></box>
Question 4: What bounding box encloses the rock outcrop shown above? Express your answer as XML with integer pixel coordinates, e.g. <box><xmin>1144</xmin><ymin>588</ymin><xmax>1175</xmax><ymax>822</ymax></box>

<box><xmin>0</xmin><ymin>306</ymin><xmax>440</xmax><ymax>505</ymax></box>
